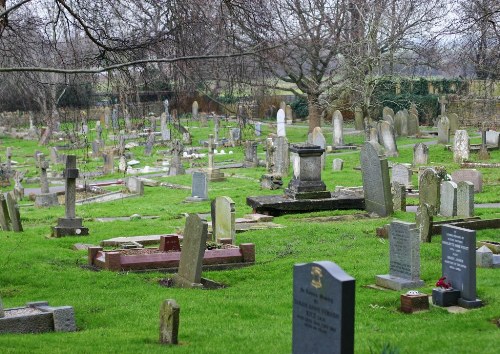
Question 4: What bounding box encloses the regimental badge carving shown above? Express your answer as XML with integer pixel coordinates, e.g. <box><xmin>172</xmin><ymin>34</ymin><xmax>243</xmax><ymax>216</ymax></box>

<box><xmin>311</xmin><ymin>266</ymin><xmax>323</xmax><ymax>289</ymax></box>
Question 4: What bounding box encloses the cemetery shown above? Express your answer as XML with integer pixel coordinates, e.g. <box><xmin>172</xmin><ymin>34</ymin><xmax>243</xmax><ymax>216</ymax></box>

<box><xmin>0</xmin><ymin>1</ymin><xmax>499</xmax><ymax>353</ymax></box>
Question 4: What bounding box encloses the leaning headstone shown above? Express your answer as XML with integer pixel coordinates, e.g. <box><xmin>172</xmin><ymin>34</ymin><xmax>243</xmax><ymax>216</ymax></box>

<box><xmin>276</xmin><ymin>109</ymin><xmax>286</xmax><ymax>137</ymax></box>
<box><xmin>437</xmin><ymin>116</ymin><xmax>450</xmax><ymax>144</ymax></box>
<box><xmin>159</xmin><ymin>299</ymin><xmax>180</xmax><ymax>345</ymax></box>
<box><xmin>440</xmin><ymin>181</ymin><xmax>458</xmax><ymax>217</ymax></box>
<box><xmin>438</xmin><ymin>225</ymin><xmax>482</xmax><ymax>308</ymax></box>
<box><xmin>391</xmin><ymin>182</ymin><xmax>406</xmax><ymax>212</ymax></box>
<box><xmin>0</xmin><ymin>194</ymin><xmax>11</xmax><ymax>231</ymax></box>
<box><xmin>451</xmin><ymin>169</ymin><xmax>482</xmax><ymax>192</ymax></box>
<box><xmin>419</xmin><ymin>168</ymin><xmax>440</xmax><ymax>215</ymax></box>
<box><xmin>413</xmin><ymin>143</ymin><xmax>428</xmax><ymax>166</ymax></box>
<box><xmin>391</xmin><ymin>164</ymin><xmax>412</xmax><ymax>188</ymax></box>
<box><xmin>379</xmin><ymin>121</ymin><xmax>398</xmax><ymax>157</ymax></box>
<box><xmin>453</xmin><ymin>130</ymin><xmax>469</xmax><ymax>163</ymax></box>
<box><xmin>332</xmin><ymin>110</ymin><xmax>343</xmax><ymax>147</ymax></box>
<box><xmin>375</xmin><ymin>221</ymin><xmax>424</xmax><ymax>290</ymax></box>
<box><xmin>172</xmin><ymin>214</ymin><xmax>208</xmax><ymax>288</ymax></box>
<box><xmin>192</xmin><ymin>101</ymin><xmax>199</xmax><ymax>119</ymax></box>
<box><xmin>6</xmin><ymin>192</ymin><xmax>22</xmax><ymax>232</ymax></box>
<box><xmin>360</xmin><ymin>143</ymin><xmax>393</xmax><ymax>217</ymax></box>
<box><xmin>292</xmin><ymin>261</ymin><xmax>355</xmax><ymax>354</ymax></box>
<box><xmin>416</xmin><ymin>203</ymin><xmax>433</xmax><ymax>243</ymax></box>
<box><xmin>448</xmin><ymin>113</ymin><xmax>459</xmax><ymax>135</ymax></box>
<box><xmin>186</xmin><ymin>172</ymin><xmax>208</xmax><ymax>202</ymax></box>
<box><xmin>332</xmin><ymin>158</ymin><xmax>344</xmax><ymax>171</ymax></box>
<box><xmin>456</xmin><ymin>181</ymin><xmax>474</xmax><ymax>218</ymax></box>
<box><xmin>312</xmin><ymin>127</ymin><xmax>327</xmax><ymax>170</ymax></box>
<box><xmin>214</xmin><ymin>196</ymin><xmax>235</xmax><ymax>243</ymax></box>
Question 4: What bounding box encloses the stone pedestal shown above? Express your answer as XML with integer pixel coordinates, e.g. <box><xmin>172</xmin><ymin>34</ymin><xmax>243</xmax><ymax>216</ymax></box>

<box><xmin>375</xmin><ymin>274</ymin><xmax>424</xmax><ymax>291</ymax></box>
<box><xmin>400</xmin><ymin>293</ymin><xmax>429</xmax><ymax>313</ymax></box>
<box><xmin>35</xmin><ymin>193</ymin><xmax>59</xmax><ymax>208</ymax></box>
<box><xmin>285</xmin><ymin>144</ymin><xmax>330</xmax><ymax>200</ymax></box>
<box><xmin>206</xmin><ymin>168</ymin><xmax>225</xmax><ymax>182</ymax></box>
<box><xmin>52</xmin><ymin>217</ymin><xmax>89</xmax><ymax>237</ymax></box>
<box><xmin>432</xmin><ymin>289</ymin><xmax>460</xmax><ymax>307</ymax></box>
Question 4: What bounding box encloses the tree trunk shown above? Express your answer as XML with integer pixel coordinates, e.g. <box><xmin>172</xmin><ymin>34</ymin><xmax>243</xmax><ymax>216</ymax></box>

<box><xmin>307</xmin><ymin>93</ymin><xmax>321</xmax><ymax>133</ymax></box>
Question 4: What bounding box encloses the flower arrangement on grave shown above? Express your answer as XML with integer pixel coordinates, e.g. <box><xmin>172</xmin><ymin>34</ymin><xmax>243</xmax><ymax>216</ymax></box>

<box><xmin>435</xmin><ymin>276</ymin><xmax>452</xmax><ymax>290</ymax></box>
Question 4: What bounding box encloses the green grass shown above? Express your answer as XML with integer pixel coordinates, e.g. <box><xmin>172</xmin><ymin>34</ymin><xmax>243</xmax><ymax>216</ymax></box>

<box><xmin>0</xmin><ymin>124</ymin><xmax>499</xmax><ymax>353</ymax></box>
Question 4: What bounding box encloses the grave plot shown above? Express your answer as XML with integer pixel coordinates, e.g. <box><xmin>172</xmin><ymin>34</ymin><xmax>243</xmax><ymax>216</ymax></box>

<box><xmin>88</xmin><ymin>234</ymin><xmax>255</xmax><ymax>272</ymax></box>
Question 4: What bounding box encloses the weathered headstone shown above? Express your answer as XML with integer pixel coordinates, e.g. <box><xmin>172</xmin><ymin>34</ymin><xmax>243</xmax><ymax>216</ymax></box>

<box><xmin>391</xmin><ymin>182</ymin><xmax>406</xmax><ymax>212</ymax></box>
<box><xmin>439</xmin><ymin>225</ymin><xmax>482</xmax><ymax>308</ymax></box>
<box><xmin>186</xmin><ymin>172</ymin><xmax>208</xmax><ymax>202</ymax></box>
<box><xmin>192</xmin><ymin>101</ymin><xmax>199</xmax><ymax>119</ymax></box>
<box><xmin>360</xmin><ymin>142</ymin><xmax>393</xmax><ymax>217</ymax></box>
<box><xmin>273</xmin><ymin>136</ymin><xmax>290</xmax><ymax>177</ymax></box>
<box><xmin>375</xmin><ymin>221</ymin><xmax>424</xmax><ymax>290</ymax></box>
<box><xmin>453</xmin><ymin>130</ymin><xmax>469</xmax><ymax>163</ymax></box>
<box><xmin>127</xmin><ymin>177</ymin><xmax>144</xmax><ymax>195</ymax></box>
<box><xmin>255</xmin><ymin>122</ymin><xmax>261</xmax><ymax>137</ymax></box>
<box><xmin>476</xmin><ymin>246</ymin><xmax>493</xmax><ymax>268</ymax></box>
<box><xmin>52</xmin><ymin>155</ymin><xmax>89</xmax><ymax>237</ymax></box>
<box><xmin>293</xmin><ymin>261</ymin><xmax>355</xmax><ymax>354</ymax></box>
<box><xmin>451</xmin><ymin>169</ymin><xmax>482</xmax><ymax>192</ymax></box>
<box><xmin>354</xmin><ymin>106</ymin><xmax>364</xmax><ymax>131</ymax></box>
<box><xmin>169</xmin><ymin>140</ymin><xmax>185</xmax><ymax>176</ymax></box>
<box><xmin>332</xmin><ymin>158</ymin><xmax>344</xmax><ymax>171</ymax></box>
<box><xmin>111</xmin><ymin>107</ymin><xmax>119</xmax><ymax>130</ymax></box>
<box><xmin>0</xmin><ymin>194</ymin><xmax>11</xmax><ymax>231</ymax></box>
<box><xmin>6</xmin><ymin>192</ymin><xmax>22</xmax><ymax>232</ymax></box>
<box><xmin>35</xmin><ymin>154</ymin><xmax>59</xmax><ymax>207</ymax></box>
<box><xmin>102</xmin><ymin>151</ymin><xmax>114</xmax><ymax>174</ymax></box>
<box><xmin>277</xmin><ymin>109</ymin><xmax>286</xmax><ymax>137</ymax></box>
<box><xmin>456</xmin><ymin>181</ymin><xmax>474</xmax><ymax>218</ymax></box>
<box><xmin>214</xmin><ymin>196</ymin><xmax>235</xmax><ymax>243</ymax></box>
<box><xmin>440</xmin><ymin>181</ymin><xmax>458</xmax><ymax>217</ymax></box>
<box><xmin>413</xmin><ymin>143</ymin><xmax>428</xmax><ymax>166</ymax></box>
<box><xmin>144</xmin><ymin>132</ymin><xmax>155</xmax><ymax>156</ymax></box>
<box><xmin>312</xmin><ymin>127</ymin><xmax>327</xmax><ymax>170</ymax></box>
<box><xmin>448</xmin><ymin>113</ymin><xmax>459</xmax><ymax>135</ymax></box>
<box><xmin>419</xmin><ymin>168</ymin><xmax>440</xmax><ymax>215</ymax></box>
<box><xmin>391</xmin><ymin>164</ymin><xmax>412</xmax><ymax>188</ymax></box>
<box><xmin>437</xmin><ymin>116</ymin><xmax>450</xmax><ymax>144</ymax></box>
<box><xmin>407</xmin><ymin>113</ymin><xmax>419</xmax><ymax>136</ymax></box>
<box><xmin>244</xmin><ymin>141</ymin><xmax>259</xmax><ymax>168</ymax></box>
<box><xmin>159</xmin><ymin>299</ymin><xmax>180</xmax><ymax>345</ymax></box>
<box><xmin>379</xmin><ymin>121</ymin><xmax>398</xmax><ymax>157</ymax></box>
<box><xmin>395</xmin><ymin>111</ymin><xmax>407</xmax><ymax>137</ymax></box>
<box><xmin>332</xmin><ymin>110</ymin><xmax>343</xmax><ymax>147</ymax></box>
<box><xmin>205</xmin><ymin>135</ymin><xmax>224</xmax><ymax>181</ymax></box>
<box><xmin>383</xmin><ymin>106</ymin><xmax>395</xmax><ymax>120</ymax></box>
<box><xmin>172</xmin><ymin>214</ymin><xmax>208</xmax><ymax>288</ymax></box>
<box><xmin>485</xmin><ymin>130</ymin><xmax>499</xmax><ymax>147</ymax></box>
<box><xmin>416</xmin><ymin>203</ymin><xmax>433</xmax><ymax>243</ymax></box>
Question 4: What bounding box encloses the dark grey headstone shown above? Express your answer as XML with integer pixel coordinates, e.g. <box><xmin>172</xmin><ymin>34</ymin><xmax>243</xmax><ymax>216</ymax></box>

<box><xmin>189</xmin><ymin>172</ymin><xmax>208</xmax><ymax>201</ymax></box>
<box><xmin>293</xmin><ymin>261</ymin><xmax>355</xmax><ymax>354</ymax></box>
<box><xmin>441</xmin><ymin>225</ymin><xmax>482</xmax><ymax>308</ymax></box>
<box><xmin>360</xmin><ymin>143</ymin><xmax>393</xmax><ymax>216</ymax></box>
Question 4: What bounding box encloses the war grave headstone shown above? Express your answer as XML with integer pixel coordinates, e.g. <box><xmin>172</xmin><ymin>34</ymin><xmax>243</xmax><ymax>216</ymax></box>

<box><xmin>413</xmin><ymin>143</ymin><xmax>428</xmax><ymax>166</ymax></box>
<box><xmin>332</xmin><ymin>110</ymin><xmax>344</xmax><ymax>147</ymax></box>
<box><xmin>277</xmin><ymin>109</ymin><xmax>286</xmax><ymax>137</ymax></box>
<box><xmin>391</xmin><ymin>182</ymin><xmax>406</xmax><ymax>212</ymax></box>
<box><xmin>419</xmin><ymin>168</ymin><xmax>441</xmax><ymax>215</ymax></box>
<box><xmin>292</xmin><ymin>261</ymin><xmax>355</xmax><ymax>354</ymax></box>
<box><xmin>159</xmin><ymin>299</ymin><xmax>180</xmax><ymax>345</ymax></box>
<box><xmin>360</xmin><ymin>142</ymin><xmax>393</xmax><ymax>217</ymax></box>
<box><xmin>172</xmin><ymin>214</ymin><xmax>209</xmax><ymax>288</ymax></box>
<box><xmin>332</xmin><ymin>158</ymin><xmax>343</xmax><ymax>171</ymax></box>
<box><xmin>416</xmin><ymin>203</ymin><xmax>433</xmax><ymax>243</ymax></box>
<box><xmin>244</xmin><ymin>141</ymin><xmax>259</xmax><ymax>168</ymax></box>
<box><xmin>52</xmin><ymin>155</ymin><xmax>89</xmax><ymax>237</ymax></box>
<box><xmin>433</xmin><ymin>225</ymin><xmax>483</xmax><ymax>308</ymax></box>
<box><xmin>354</xmin><ymin>106</ymin><xmax>364</xmax><ymax>131</ymax></box>
<box><xmin>456</xmin><ymin>181</ymin><xmax>474</xmax><ymax>218</ymax></box>
<box><xmin>448</xmin><ymin>113</ymin><xmax>459</xmax><ymax>135</ymax></box>
<box><xmin>437</xmin><ymin>116</ymin><xmax>450</xmax><ymax>144</ymax></box>
<box><xmin>186</xmin><ymin>172</ymin><xmax>208</xmax><ymax>202</ymax></box>
<box><xmin>0</xmin><ymin>193</ymin><xmax>11</xmax><ymax>231</ymax></box>
<box><xmin>453</xmin><ymin>130</ymin><xmax>469</xmax><ymax>163</ymax></box>
<box><xmin>34</xmin><ymin>154</ymin><xmax>59</xmax><ymax>207</ymax></box>
<box><xmin>312</xmin><ymin>127</ymin><xmax>327</xmax><ymax>170</ymax></box>
<box><xmin>451</xmin><ymin>169</ymin><xmax>482</xmax><ymax>192</ymax></box>
<box><xmin>379</xmin><ymin>120</ymin><xmax>398</xmax><ymax>157</ymax></box>
<box><xmin>375</xmin><ymin>221</ymin><xmax>424</xmax><ymax>290</ymax></box>
<box><xmin>6</xmin><ymin>192</ymin><xmax>22</xmax><ymax>232</ymax></box>
<box><xmin>213</xmin><ymin>196</ymin><xmax>236</xmax><ymax>243</ymax></box>
<box><xmin>391</xmin><ymin>163</ymin><xmax>412</xmax><ymax>188</ymax></box>
<box><xmin>440</xmin><ymin>181</ymin><xmax>458</xmax><ymax>217</ymax></box>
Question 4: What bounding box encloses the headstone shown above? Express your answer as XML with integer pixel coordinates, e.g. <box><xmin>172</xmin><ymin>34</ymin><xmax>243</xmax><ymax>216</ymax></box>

<box><xmin>273</xmin><ymin>136</ymin><xmax>290</xmax><ymax>176</ymax></box>
<box><xmin>485</xmin><ymin>130</ymin><xmax>499</xmax><ymax>147</ymax></box>
<box><xmin>360</xmin><ymin>143</ymin><xmax>393</xmax><ymax>217</ymax></box>
<box><xmin>91</xmin><ymin>140</ymin><xmax>101</xmax><ymax>158</ymax></box>
<box><xmin>149</xmin><ymin>113</ymin><xmax>157</xmax><ymax>132</ymax></box>
<box><xmin>391</xmin><ymin>182</ymin><xmax>406</xmax><ymax>212</ymax></box>
<box><xmin>163</xmin><ymin>98</ymin><xmax>170</xmax><ymax>122</ymax></box>
<box><xmin>169</xmin><ymin>140</ymin><xmax>185</xmax><ymax>176</ymax></box>
<box><xmin>440</xmin><ymin>181</ymin><xmax>458</xmax><ymax>217</ymax></box>
<box><xmin>413</xmin><ymin>143</ymin><xmax>428</xmax><ymax>166</ymax></box>
<box><xmin>312</xmin><ymin>127</ymin><xmax>326</xmax><ymax>170</ymax></box>
<box><xmin>419</xmin><ymin>168</ymin><xmax>440</xmax><ymax>215</ymax></box>
<box><xmin>332</xmin><ymin>158</ymin><xmax>343</xmax><ymax>171</ymax></box>
<box><xmin>332</xmin><ymin>110</ymin><xmax>343</xmax><ymax>147</ymax></box>
<box><xmin>277</xmin><ymin>109</ymin><xmax>286</xmax><ymax>137</ymax></box>
<box><xmin>229</xmin><ymin>128</ymin><xmax>241</xmax><ymax>145</ymax></box>
<box><xmin>456</xmin><ymin>181</ymin><xmax>474</xmax><ymax>218</ymax></box>
<box><xmin>52</xmin><ymin>155</ymin><xmax>89</xmax><ymax>237</ymax></box>
<box><xmin>35</xmin><ymin>155</ymin><xmax>59</xmax><ymax>207</ymax></box>
<box><xmin>416</xmin><ymin>203</ymin><xmax>433</xmax><ymax>243</ymax></box>
<box><xmin>159</xmin><ymin>299</ymin><xmax>180</xmax><ymax>345</ymax></box>
<box><xmin>255</xmin><ymin>122</ymin><xmax>261</xmax><ymax>137</ymax></box>
<box><xmin>438</xmin><ymin>95</ymin><xmax>448</xmax><ymax>115</ymax></box>
<box><xmin>354</xmin><ymin>106</ymin><xmax>364</xmax><ymax>130</ymax></box>
<box><xmin>0</xmin><ymin>194</ymin><xmax>11</xmax><ymax>231</ymax></box>
<box><xmin>6</xmin><ymin>192</ymin><xmax>22</xmax><ymax>232</ymax></box>
<box><xmin>407</xmin><ymin>113</ymin><xmax>419</xmax><ymax>136</ymax></box>
<box><xmin>476</xmin><ymin>246</ymin><xmax>493</xmax><ymax>268</ymax></box>
<box><xmin>379</xmin><ymin>121</ymin><xmax>398</xmax><ymax>157</ymax></box>
<box><xmin>96</xmin><ymin>122</ymin><xmax>103</xmax><ymax>142</ymax></box>
<box><xmin>187</xmin><ymin>172</ymin><xmax>208</xmax><ymax>201</ymax></box>
<box><xmin>49</xmin><ymin>147</ymin><xmax>58</xmax><ymax>165</ymax></box>
<box><xmin>285</xmin><ymin>105</ymin><xmax>293</xmax><ymax>123</ymax></box>
<box><xmin>391</xmin><ymin>164</ymin><xmax>412</xmax><ymax>188</ymax></box>
<box><xmin>244</xmin><ymin>141</ymin><xmax>259</xmax><ymax>168</ymax></box>
<box><xmin>111</xmin><ymin>107</ymin><xmax>119</xmax><ymax>130</ymax></box>
<box><xmin>102</xmin><ymin>152</ymin><xmax>114</xmax><ymax>174</ymax></box>
<box><xmin>453</xmin><ymin>130</ymin><xmax>469</xmax><ymax>163</ymax></box>
<box><xmin>292</xmin><ymin>261</ymin><xmax>355</xmax><ymax>354</ymax></box>
<box><xmin>451</xmin><ymin>169</ymin><xmax>482</xmax><ymax>192</ymax></box>
<box><xmin>394</xmin><ymin>111</ymin><xmax>406</xmax><ymax>137</ymax></box>
<box><xmin>214</xmin><ymin>196</ymin><xmax>235</xmax><ymax>243</ymax></box>
<box><xmin>118</xmin><ymin>156</ymin><xmax>127</xmax><ymax>172</ymax></box>
<box><xmin>6</xmin><ymin>147</ymin><xmax>12</xmax><ymax>169</ymax></box>
<box><xmin>172</xmin><ymin>214</ymin><xmax>208</xmax><ymax>288</ymax></box>
<box><xmin>448</xmin><ymin>113</ymin><xmax>459</xmax><ymax>135</ymax></box>
<box><xmin>104</xmin><ymin>106</ymin><xmax>111</xmax><ymax>127</ymax></box>
<box><xmin>144</xmin><ymin>132</ymin><xmax>155</xmax><ymax>156</ymax></box>
<box><xmin>440</xmin><ymin>225</ymin><xmax>482</xmax><ymax>308</ymax></box>
<box><xmin>192</xmin><ymin>101</ymin><xmax>198</xmax><ymax>119</ymax></box>
<box><xmin>127</xmin><ymin>177</ymin><xmax>144</xmax><ymax>195</ymax></box>
<box><xmin>437</xmin><ymin>116</ymin><xmax>450</xmax><ymax>144</ymax></box>
<box><xmin>375</xmin><ymin>221</ymin><xmax>424</xmax><ymax>290</ymax></box>
<box><xmin>383</xmin><ymin>107</ymin><xmax>395</xmax><ymax>120</ymax></box>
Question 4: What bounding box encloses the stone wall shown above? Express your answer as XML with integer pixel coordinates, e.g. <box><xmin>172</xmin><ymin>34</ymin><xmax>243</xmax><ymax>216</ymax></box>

<box><xmin>447</xmin><ymin>97</ymin><xmax>500</xmax><ymax>129</ymax></box>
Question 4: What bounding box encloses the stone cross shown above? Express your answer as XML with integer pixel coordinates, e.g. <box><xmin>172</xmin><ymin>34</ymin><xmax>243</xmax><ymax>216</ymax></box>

<box><xmin>438</xmin><ymin>95</ymin><xmax>448</xmax><ymax>115</ymax></box>
<box><xmin>39</xmin><ymin>154</ymin><xmax>50</xmax><ymax>194</ymax></box>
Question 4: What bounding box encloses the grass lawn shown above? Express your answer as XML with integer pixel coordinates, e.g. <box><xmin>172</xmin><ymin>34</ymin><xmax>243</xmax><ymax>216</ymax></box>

<box><xmin>0</xmin><ymin>121</ymin><xmax>499</xmax><ymax>353</ymax></box>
